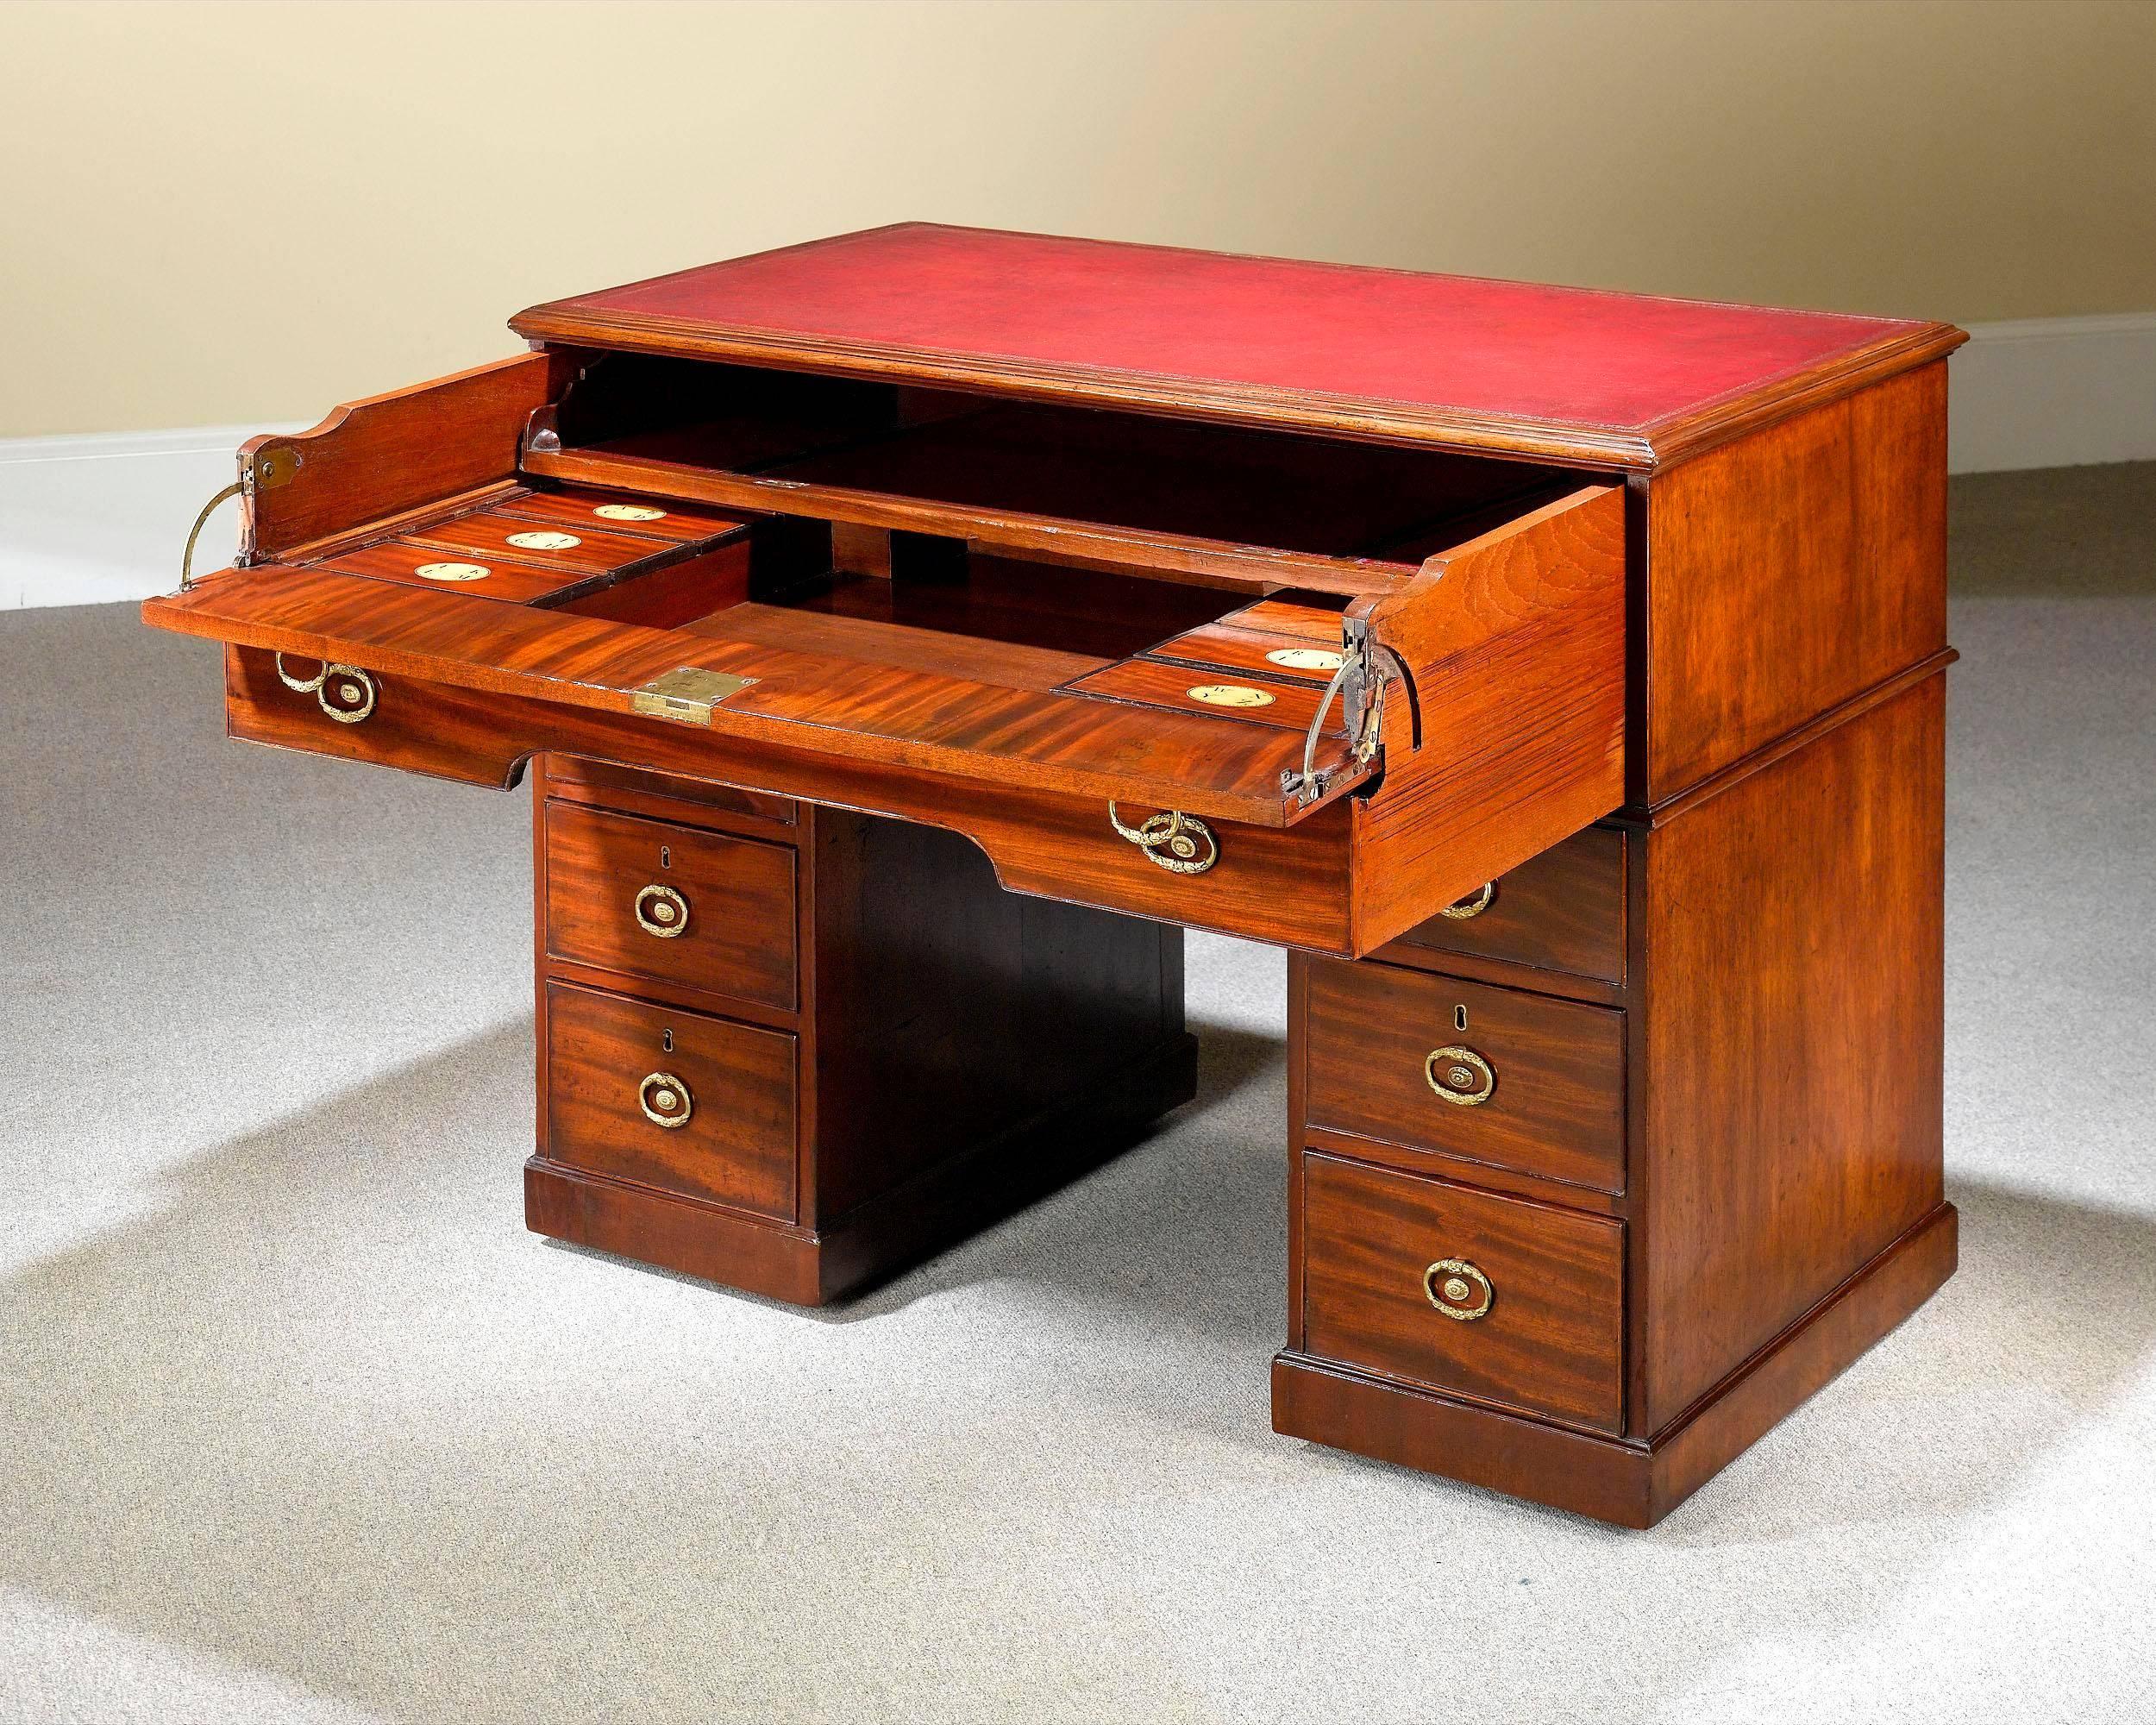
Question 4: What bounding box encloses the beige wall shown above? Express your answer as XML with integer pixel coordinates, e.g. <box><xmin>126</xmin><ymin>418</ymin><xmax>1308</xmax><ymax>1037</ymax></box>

<box><xmin>4</xmin><ymin>0</ymin><xmax>2152</xmax><ymax>437</ymax></box>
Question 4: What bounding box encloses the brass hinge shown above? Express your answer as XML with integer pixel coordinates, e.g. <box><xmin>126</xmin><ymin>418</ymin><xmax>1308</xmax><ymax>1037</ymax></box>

<box><xmin>630</xmin><ymin>666</ymin><xmax>758</xmax><ymax>724</ymax></box>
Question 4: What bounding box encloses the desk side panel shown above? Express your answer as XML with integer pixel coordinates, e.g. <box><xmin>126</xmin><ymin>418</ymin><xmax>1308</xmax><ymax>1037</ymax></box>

<box><xmin>1638</xmin><ymin>674</ymin><xmax>1947</xmax><ymax>1431</ymax></box>
<box><xmin>1640</xmin><ymin>361</ymin><xmax>1948</xmax><ymax>803</ymax></box>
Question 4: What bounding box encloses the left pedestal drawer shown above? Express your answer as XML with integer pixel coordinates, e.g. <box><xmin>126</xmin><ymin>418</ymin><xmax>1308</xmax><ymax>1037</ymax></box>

<box><xmin>542</xmin><ymin>800</ymin><xmax>798</xmax><ymax>1011</ymax></box>
<box><xmin>542</xmin><ymin>982</ymin><xmax>797</xmax><ymax>1223</ymax></box>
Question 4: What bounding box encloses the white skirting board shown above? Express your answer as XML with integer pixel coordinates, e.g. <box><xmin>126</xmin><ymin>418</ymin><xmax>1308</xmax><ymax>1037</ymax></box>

<box><xmin>0</xmin><ymin>424</ymin><xmax>304</xmax><ymax>611</ymax></box>
<box><xmin>4</xmin><ymin>313</ymin><xmax>2153</xmax><ymax>609</ymax></box>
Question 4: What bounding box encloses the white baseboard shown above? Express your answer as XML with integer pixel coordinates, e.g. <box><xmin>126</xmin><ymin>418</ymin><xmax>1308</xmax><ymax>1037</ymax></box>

<box><xmin>1946</xmin><ymin>312</ymin><xmax>2156</xmax><ymax>475</ymax></box>
<box><xmin>0</xmin><ymin>424</ymin><xmax>304</xmax><ymax>611</ymax></box>
<box><xmin>3</xmin><ymin>313</ymin><xmax>2152</xmax><ymax>608</ymax></box>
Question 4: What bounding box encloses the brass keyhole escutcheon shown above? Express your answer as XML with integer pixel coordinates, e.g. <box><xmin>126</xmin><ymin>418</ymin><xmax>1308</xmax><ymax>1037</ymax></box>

<box><xmin>639</xmin><ymin>1071</ymin><xmax>693</xmax><ymax>1128</ymax></box>
<box><xmin>1438</xmin><ymin>881</ymin><xmax>1496</xmax><ymax>919</ymax></box>
<box><xmin>1424</xmin><ymin>1045</ymin><xmax>1495</xmax><ymax>1107</ymax></box>
<box><xmin>318</xmin><ymin>665</ymin><xmax>377</xmax><ymax>724</ymax></box>
<box><xmin>1424</xmin><ymin>1258</ymin><xmax>1494</xmax><ymax>1320</ymax></box>
<box><xmin>635</xmin><ymin>883</ymin><xmax>689</xmax><ymax>938</ymax></box>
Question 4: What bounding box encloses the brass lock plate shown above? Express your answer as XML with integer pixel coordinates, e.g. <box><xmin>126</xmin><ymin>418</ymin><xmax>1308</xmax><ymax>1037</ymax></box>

<box><xmin>630</xmin><ymin>666</ymin><xmax>758</xmax><ymax>724</ymax></box>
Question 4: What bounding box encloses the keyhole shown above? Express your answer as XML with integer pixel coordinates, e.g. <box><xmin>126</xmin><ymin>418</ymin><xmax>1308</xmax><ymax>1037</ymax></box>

<box><xmin>661</xmin><ymin>1028</ymin><xmax>674</xmax><ymax>1053</ymax></box>
<box><xmin>660</xmin><ymin>845</ymin><xmax>672</xmax><ymax>870</ymax></box>
<box><xmin>1454</xmin><ymin>1005</ymin><xmax>1469</xmax><ymax>1032</ymax></box>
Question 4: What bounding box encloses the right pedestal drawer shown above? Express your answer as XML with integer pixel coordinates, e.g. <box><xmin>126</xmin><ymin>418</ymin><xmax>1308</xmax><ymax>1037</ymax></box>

<box><xmin>1300</xmin><ymin>1151</ymin><xmax>1625</xmax><ymax>1433</ymax></box>
<box><xmin>1303</xmin><ymin>960</ymin><xmax>1626</xmax><ymax>1195</ymax></box>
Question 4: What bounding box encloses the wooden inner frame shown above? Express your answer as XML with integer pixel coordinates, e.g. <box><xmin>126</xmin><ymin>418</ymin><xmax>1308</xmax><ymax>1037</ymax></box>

<box><xmin>525</xmin><ymin>353</ymin><xmax>1589</xmax><ymax>597</ymax></box>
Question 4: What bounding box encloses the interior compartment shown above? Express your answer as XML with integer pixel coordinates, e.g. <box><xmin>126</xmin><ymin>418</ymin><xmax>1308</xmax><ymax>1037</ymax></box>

<box><xmin>531</xmin><ymin>354</ymin><xmax>1591</xmax><ymax>595</ymax></box>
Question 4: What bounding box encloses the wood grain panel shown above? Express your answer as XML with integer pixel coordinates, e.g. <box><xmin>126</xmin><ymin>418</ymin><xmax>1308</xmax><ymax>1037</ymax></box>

<box><xmin>1065</xmin><ymin>658</ymin><xmax>1331</xmax><ymax>732</ymax></box>
<box><xmin>1641</xmin><ymin>364</ymin><xmax>1949</xmax><ymax>800</ymax></box>
<box><xmin>543</xmin><ymin>981</ymin><xmax>797</xmax><ymax>1220</ymax></box>
<box><xmin>494</xmin><ymin>486</ymin><xmax>753</xmax><ymax>545</ymax></box>
<box><xmin>218</xmin><ymin>649</ymin><xmax>1365</xmax><ymax>952</ymax></box>
<box><xmin>400</xmin><ymin>509</ymin><xmax>686</xmax><ymax>576</ymax></box>
<box><xmin>1144</xmin><ymin>618</ymin><xmax>1345</xmax><ymax>684</ymax></box>
<box><xmin>1303</xmin><ymin>961</ymin><xmax>1626</xmax><ymax>1194</ymax></box>
<box><xmin>148</xmin><ymin>568</ymin><xmax>1370</xmax><ymax>826</ymax></box>
<box><xmin>1638</xmin><ymin>674</ymin><xmax>1946</xmax><ymax>1430</ymax></box>
<box><xmin>1300</xmin><ymin>1152</ymin><xmax>1624</xmax><ymax>1432</ymax></box>
<box><xmin>543</xmin><ymin>802</ymin><xmax>798</xmax><ymax>1011</ymax></box>
<box><xmin>1382</xmin><ymin>825</ymin><xmax>1626</xmax><ymax>985</ymax></box>
<box><xmin>1348</xmin><ymin>485</ymin><xmax>1627</xmax><ymax>948</ymax></box>
<box><xmin>241</xmin><ymin>353</ymin><xmax>567</xmax><ymax>558</ymax></box>
<box><xmin>309</xmin><ymin>539</ymin><xmax>612</xmax><ymax>605</ymax></box>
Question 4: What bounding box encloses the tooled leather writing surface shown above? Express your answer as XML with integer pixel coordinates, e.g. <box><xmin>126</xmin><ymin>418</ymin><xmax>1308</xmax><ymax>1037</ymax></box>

<box><xmin>514</xmin><ymin>223</ymin><xmax>1952</xmax><ymax>455</ymax></box>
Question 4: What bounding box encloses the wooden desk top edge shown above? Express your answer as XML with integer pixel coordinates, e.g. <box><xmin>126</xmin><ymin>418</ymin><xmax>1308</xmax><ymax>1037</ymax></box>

<box><xmin>512</xmin><ymin>223</ymin><xmax>1967</xmax><ymax>473</ymax></box>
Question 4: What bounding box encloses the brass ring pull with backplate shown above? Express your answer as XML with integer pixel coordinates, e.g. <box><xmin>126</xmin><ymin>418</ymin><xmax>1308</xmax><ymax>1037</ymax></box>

<box><xmin>1424</xmin><ymin>1258</ymin><xmax>1494</xmax><ymax>1320</ymax></box>
<box><xmin>639</xmin><ymin>1071</ymin><xmax>693</xmax><ymax>1128</ymax></box>
<box><xmin>318</xmin><ymin>665</ymin><xmax>377</xmax><ymax>724</ymax></box>
<box><xmin>1438</xmin><ymin>882</ymin><xmax>1496</xmax><ymax>920</ymax></box>
<box><xmin>1107</xmin><ymin>802</ymin><xmax>1219</xmax><ymax>874</ymax></box>
<box><xmin>1425</xmin><ymin>1045</ymin><xmax>1495</xmax><ymax>1107</ymax></box>
<box><xmin>635</xmin><ymin>883</ymin><xmax>689</xmax><ymax>938</ymax></box>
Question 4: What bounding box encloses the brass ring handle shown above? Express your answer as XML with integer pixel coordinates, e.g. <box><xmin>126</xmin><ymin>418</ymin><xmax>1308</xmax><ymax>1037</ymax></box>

<box><xmin>638</xmin><ymin>1071</ymin><xmax>693</xmax><ymax>1129</ymax></box>
<box><xmin>1438</xmin><ymin>881</ymin><xmax>1497</xmax><ymax>920</ymax></box>
<box><xmin>317</xmin><ymin>665</ymin><xmax>377</xmax><ymax>724</ymax></box>
<box><xmin>1425</xmin><ymin>1045</ymin><xmax>1495</xmax><ymax>1107</ymax></box>
<box><xmin>275</xmin><ymin>653</ymin><xmax>328</xmax><ymax>693</ymax></box>
<box><xmin>1107</xmin><ymin>802</ymin><xmax>1219</xmax><ymax>874</ymax></box>
<box><xmin>634</xmin><ymin>883</ymin><xmax>690</xmax><ymax>938</ymax></box>
<box><xmin>1424</xmin><ymin>1258</ymin><xmax>1494</xmax><ymax>1320</ymax></box>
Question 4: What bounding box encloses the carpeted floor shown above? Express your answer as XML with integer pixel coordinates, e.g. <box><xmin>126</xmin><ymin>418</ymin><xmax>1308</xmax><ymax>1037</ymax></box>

<box><xmin>3</xmin><ymin>465</ymin><xmax>2153</xmax><ymax>1723</ymax></box>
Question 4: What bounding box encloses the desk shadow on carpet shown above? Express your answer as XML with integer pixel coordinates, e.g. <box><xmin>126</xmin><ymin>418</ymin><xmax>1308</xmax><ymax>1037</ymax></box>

<box><xmin>4</xmin><ymin>1019</ymin><xmax>2150</xmax><ymax>1721</ymax></box>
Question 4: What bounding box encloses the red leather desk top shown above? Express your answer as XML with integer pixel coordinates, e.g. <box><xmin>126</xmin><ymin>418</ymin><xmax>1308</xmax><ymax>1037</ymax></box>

<box><xmin>512</xmin><ymin>224</ymin><xmax>1961</xmax><ymax>469</ymax></box>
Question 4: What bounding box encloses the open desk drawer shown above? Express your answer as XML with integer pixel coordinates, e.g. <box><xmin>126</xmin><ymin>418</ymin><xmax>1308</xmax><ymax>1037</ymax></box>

<box><xmin>145</xmin><ymin>361</ymin><xmax>1624</xmax><ymax>957</ymax></box>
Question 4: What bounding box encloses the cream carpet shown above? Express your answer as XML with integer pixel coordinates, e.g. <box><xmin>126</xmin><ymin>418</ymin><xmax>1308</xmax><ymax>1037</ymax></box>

<box><xmin>3</xmin><ymin>465</ymin><xmax>2153</xmax><ymax>1723</ymax></box>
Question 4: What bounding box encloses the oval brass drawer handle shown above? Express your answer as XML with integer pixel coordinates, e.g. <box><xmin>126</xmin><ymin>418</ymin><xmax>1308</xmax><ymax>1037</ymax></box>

<box><xmin>318</xmin><ymin>665</ymin><xmax>377</xmax><ymax>724</ymax></box>
<box><xmin>634</xmin><ymin>883</ymin><xmax>690</xmax><ymax>938</ymax></box>
<box><xmin>1108</xmin><ymin>802</ymin><xmax>1219</xmax><ymax>874</ymax></box>
<box><xmin>1425</xmin><ymin>1044</ymin><xmax>1495</xmax><ymax>1107</ymax></box>
<box><xmin>1438</xmin><ymin>881</ymin><xmax>1496</xmax><ymax>919</ymax></box>
<box><xmin>1424</xmin><ymin>1258</ymin><xmax>1494</xmax><ymax>1320</ymax></box>
<box><xmin>639</xmin><ymin>1071</ymin><xmax>693</xmax><ymax>1128</ymax></box>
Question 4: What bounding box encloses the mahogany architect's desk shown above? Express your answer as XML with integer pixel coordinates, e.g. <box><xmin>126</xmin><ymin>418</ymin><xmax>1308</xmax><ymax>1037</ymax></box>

<box><xmin>147</xmin><ymin>225</ymin><xmax>1963</xmax><ymax>1526</ymax></box>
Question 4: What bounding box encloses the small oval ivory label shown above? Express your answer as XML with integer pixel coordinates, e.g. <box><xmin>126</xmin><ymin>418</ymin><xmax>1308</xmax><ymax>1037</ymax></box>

<box><xmin>1265</xmin><ymin>647</ymin><xmax>1344</xmax><ymax>672</ymax></box>
<box><xmin>593</xmin><ymin>503</ymin><xmax>667</xmax><ymax>523</ymax></box>
<box><xmin>1187</xmin><ymin>683</ymin><xmax>1276</xmax><ymax>709</ymax></box>
<box><xmin>414</xmin><ymin>561</ymin><xmax>490</xmax><ymax>582</ymax></box>
<box><xmin>505</xmin><ymin>530</ymin><xmax>581</xmax><ymax>551</ymax></box>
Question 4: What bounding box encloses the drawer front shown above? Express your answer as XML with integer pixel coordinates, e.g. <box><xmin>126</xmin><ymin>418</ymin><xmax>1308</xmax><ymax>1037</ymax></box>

<box><xmin>1304</xmin><ymin>960</ymin><xmax>1626</xmax><ymax>1194</ymax></box>
<box><xmin>225</xmin><ymin>647</ymin><xmax>531</xmax><ymax>787</ymax></box>
<box><xmin>1384</xmin><ymin>826</ymin><xmax>1626</xmax><ymax>984</ymax></box>
<box><xmin>543</xmin><ymin>982</ymin><xmax>795</xmax><ymax>1220</ymax></box>
<box><xmin>545</xmin><ymin>803</ymin><xmax>797</xmax><ymax>1011</ymax></box>
<box><xmin>1300</xmin><ymin>1152</ymin><xmax>1624</xmax><ymax>1432</ymax></box>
